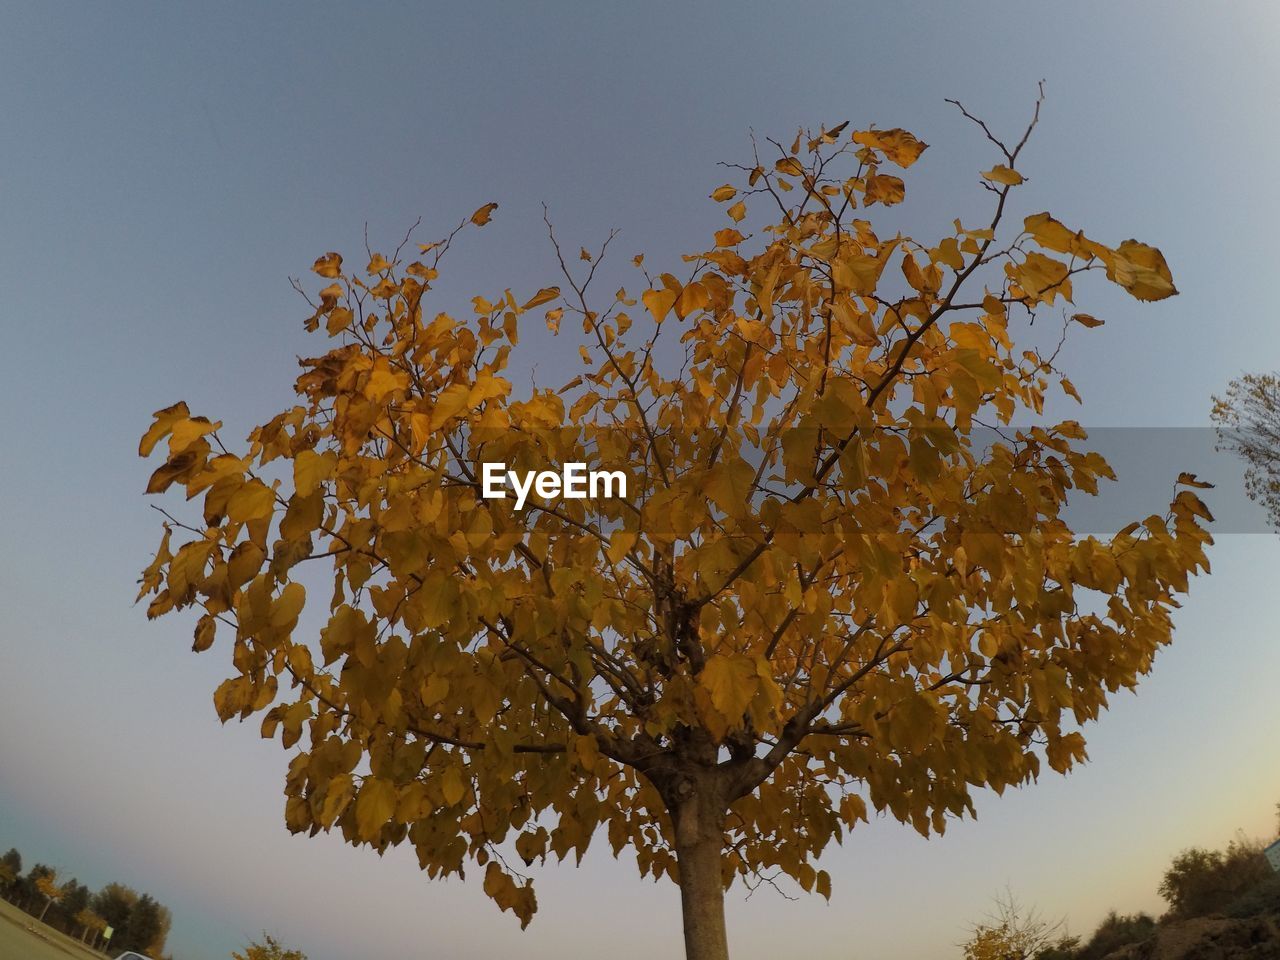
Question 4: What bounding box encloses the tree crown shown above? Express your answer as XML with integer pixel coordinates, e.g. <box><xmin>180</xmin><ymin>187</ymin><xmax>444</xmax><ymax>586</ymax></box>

<box><xmin>139</xmin><ymin>106</ymin><xmax>1209</xmax><ymax>926</ymax></box>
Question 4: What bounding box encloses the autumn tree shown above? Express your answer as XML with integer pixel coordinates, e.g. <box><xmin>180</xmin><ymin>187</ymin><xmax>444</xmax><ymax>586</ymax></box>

<box><xmin>961</xmin><ymin>891</ymin><xmax>1067</xmax><ymax>960</ymax></box>
<box><xmin>1212</xmin><ymin>372</ymin><xmax>1280</xmax><ymax>529</ymax></box>
<box><xmin>232</xmin><ymin>932</ymin><xmax>307</xmax><ymax>960</ymax></box>
<box><xmin>34</xmin><ymin>870</ymin><xmax>65</xmax><ymax>923</ymax></box>
<box><xmin>0</xmin><ymin>850</ymin><xmax>16</xmax><ymax>894</ymax></box>
<box><xmin>138</xmin><ymin>97</ymin><xmax>1211</xmax><ymax>960</ymax></box>
<box><xmin>92</xmin><ymin>882</ymin><xmax>137</xmax><ymax>940</ymax></box>
<box><xmin>75</xmin><ymin>908</ymin><xmax>108</xmax><ymax>946</ymax></box>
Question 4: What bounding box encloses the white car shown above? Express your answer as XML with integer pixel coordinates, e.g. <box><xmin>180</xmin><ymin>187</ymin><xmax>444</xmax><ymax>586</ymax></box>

<box><xmin>115</xmin><ymin>953</ymin><xmax>158</xmax><ymax>960</ymax></box>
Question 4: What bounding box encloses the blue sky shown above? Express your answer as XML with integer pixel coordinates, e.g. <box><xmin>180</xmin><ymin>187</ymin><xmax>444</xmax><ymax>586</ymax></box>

<box><xmin>1</xmin><ymin>3</ymin><xmax>1278</xmax><ymax>959</ymax></box>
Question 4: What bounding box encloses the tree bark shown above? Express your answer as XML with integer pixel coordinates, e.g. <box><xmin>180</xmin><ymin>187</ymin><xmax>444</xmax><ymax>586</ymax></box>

<box><xmin>673</xmin><ymin>792</ymin><xmax>730</xmax><ymax>960</ymax></box>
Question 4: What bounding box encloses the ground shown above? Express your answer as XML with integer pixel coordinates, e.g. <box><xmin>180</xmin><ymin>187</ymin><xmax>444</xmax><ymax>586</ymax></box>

<box><xmin>0</xmin><ymin>897</ymin><xmax>106</xmax><ymax>960</ymax></box>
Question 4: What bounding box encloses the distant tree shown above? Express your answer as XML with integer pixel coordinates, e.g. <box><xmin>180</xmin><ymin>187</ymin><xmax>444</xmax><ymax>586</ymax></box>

<box><xmin>92</xmin><ymin>882</ymin><xmax>138</xmax><ymax>938</ymax></box>
<box><xmin>232</xmin><ymin>932</ymin><xmax>307</xmax><ymax>960</ymax></box>
<box><xmin>1212</xmin><ymin>372</ymin><xmax>1280</xmax><ymax>529</ymax></box>
<box><xmin>0</xmin><ymin>861</ymin><xmax>15</xmax><ymax>892</ymax></box>
<box><xmin>75</xmin><ymin>908</ymin><xmax>108</xmax><ymax>945</ymax></box>
<box><xmin>120</xmin><ymin>893</ymin><xmax>167</xmax><ymax>956</ymax></box>
<box><xmin>1</xmin><ymin>847</ymin><xmax>21</xmax><ymax>883</ymax></box>
<box><xmin>150</xmin><ymin>901</ymin><xmax>174</xmax><ymax>957</ymax></box>
<box><xmin>27</xmin><ymin>862</ymin><xmax>53</xmax><ymax>883</ymax></box>
<box><xmin>34</xmin><ymin>870</ymin><xmax>66</xmax><ymax>923</ymax></box>
<box><xmin>962</xmin><ymin>891</ymin><xmax>1068</xmax><ymax>960</ymax></box>
<box><xmin>1159</xmin><ymin>837</ymin><xmax>1271</xmax><ymax>920</ymax></box>
<box><xmin>59</xmin><ymin>879</ymin><xmax>91</xmax><ymax>923</ymax></box>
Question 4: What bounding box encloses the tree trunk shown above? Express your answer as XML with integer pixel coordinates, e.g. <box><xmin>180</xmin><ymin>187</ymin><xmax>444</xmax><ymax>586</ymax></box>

<box><xmin>673</xmin><ymin>792</ymin><xmax>730</xmax><ymax>960</ymax></box>
<box><xmin>38</xmin><ymin>898</ymin><xmax>51</xmax><ymax>923</ymax></box>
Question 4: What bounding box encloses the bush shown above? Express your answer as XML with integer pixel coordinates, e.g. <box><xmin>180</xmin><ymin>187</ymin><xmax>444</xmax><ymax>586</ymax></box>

<box><xmin>1158</xmin><ymin>837</ymin><xmax>1273</xmax><ymax>920</ymax></box>
<box><xmin>1074</xmin><ymin>911</ymin><xmax>1157</xmax><ymax>960</ymax></box>
<box><xmin>1223</xmin><ymin>871</ymin><xmax>1280</xmax><ymax>920</ymax></box>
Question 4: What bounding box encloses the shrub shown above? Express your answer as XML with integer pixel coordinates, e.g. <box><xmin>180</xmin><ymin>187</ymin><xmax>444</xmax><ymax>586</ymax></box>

<box><xmin>1158</xmin><ymin>837</ymin><xmax>1273</xmax><ymax>920</ymax></box>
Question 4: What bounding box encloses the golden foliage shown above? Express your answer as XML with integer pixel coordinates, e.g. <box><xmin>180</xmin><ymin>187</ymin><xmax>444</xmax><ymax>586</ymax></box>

<box><xmin>138</xmin><ymin>106</ymin><xmax>1206</xmax><ymax>931</ymax></box>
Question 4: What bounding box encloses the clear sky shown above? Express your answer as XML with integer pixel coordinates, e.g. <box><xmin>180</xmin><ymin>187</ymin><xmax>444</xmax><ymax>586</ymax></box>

<box><xmin>2</xmin><ymin>3</ymin><xmax>1278</xmax><ymax>959</ymax></box>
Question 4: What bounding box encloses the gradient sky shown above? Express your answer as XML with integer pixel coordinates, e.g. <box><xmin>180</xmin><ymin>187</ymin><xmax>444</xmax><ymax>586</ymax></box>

<box><xmin>2</xmin><ymin>4</ymin><xmax>1279</xmax><ymax>959</ymax></box>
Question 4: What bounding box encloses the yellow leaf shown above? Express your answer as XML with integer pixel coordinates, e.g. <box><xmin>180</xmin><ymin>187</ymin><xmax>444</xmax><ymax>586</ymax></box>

<box><xmin>441</xmin><ymin>766</ymin><xmax>467</xmax><ymax>806</ymax></box>
<box><xmin>1072</xmin><ymin>313</ymin><xmax>1104</xmax><ymax>328</ymax></box>
<box><xmin>642</xmin><ymin>287</ymin><xmax>678</xmax><ymax>324</ymax></box>
<box><xmin>226</xmin><ymin>479</ymin><xmax>275</xmax><ymax>524</ymax></box>
<box><xmin>1176</xmin><ymin>472</ymin><xmax>1214</xmax><ymax>489</ymax></box>
<box><xmin>312</xmin><ymin>252</ymin><xmax>343</xmax><ymax>278</ymax></box>
<box><xmin>192</xmin><ymin>615</ymin><xmax>216</xmax><ymax>653</ymax></box>
<box><xmin>851</xmin><ymin>128</ymin><xmax>929</xmax><ymax>167</ymax></box>
<box><xmin>727</xmin><ymin>200</ymin><xmax>746</xmax><ymax>223</ymax></box>
<box><xmin>294</xmin><ymin>449</ymin><xmax>337</xmax><ymax>496</ymax></box>
<box><xmin>714</xmin><ymin>228</ymin><xmax>744</xmax><ymax>247</ymax></box>
<box><xmin>270</xmin><ymin>581</ymin><xmax>306</xmax><ymax>631</ymax></box>
<box><xmin>700</xmin><ymin>654</ymin><xmax>757</xmax><ymax>722</ymax></box>
<box><xmin>832</xmin><ymin>251</ymin><xmax>888</xmax><ymax>296</ymax></box>
<box><xmin>606</xmin><ymin>529</ymin><xmax>638</xmax><ymax>564</ymax></box>
<box><xmin>1009</xmin><ymin>252</ymin><xmax>1071</xmax><ymax>305</ymax></box>
<box><xmin>1106</xmin><ymin>239</ymin><xmax>1178</xmax><ymax>301</ymax></box>
<box><xmin>816</xmin><ymin>869</ymin><xmax>832</xmax><ymax>900</ymax></box>
<box><xmin>429</xmin><ymin>382</ymin><xmax>472</xmax><ymax>430</ymax></box>
<box><xmin>167</xmin><ymin>416</ymin><xmax>219</xmax><ymax>456</ymax></box>
<box><xmin>675</xmin><ymin>281</ymin><xmax>709</xmax><ymax>319</ymax></box>
<box><xmin>139</xmin><ymin>401</ymin><xmax>192</xmax><ymax>457</ymax></box>
<box><xmin>864</xmin><ymin>172</ymin><xmax>906</xmax><ymax>205</ymax></box>
<box><xmin>1024</xmin><ymin>212</ymin><xmax>1096</xmax><ymax>258</ymax></box>
<box><xmin>522</xmin><ymin>286</ymin><xmax>560</xmax><ymax>310</ymax></box>
<box><xmin>355</xmin><ymin>778</ymin><xmax>396</xmax><ymax>840</ymax></box>
<box><xmin>470</xmin><ymin>202</ymin><xmax>498</xmax><ymax>226</ymax></box>
<box><xmin>318</xmin><ymin>773</ymin><xmax>355</xmax><ymax>827</ymax></box>
<box><xmin>711</xmin><ymin>184</ymin><xmax>737</xmax><ymax>202</ymax></box>
<box><xmin>982</xmin><ymin>165</ymin><xmax>1024</xmax><ymax>186</ymax></box>
<box><xmin>422</xmin><ymin>673</ymin><xmax>450</xmax><ymax>706</ymax></box>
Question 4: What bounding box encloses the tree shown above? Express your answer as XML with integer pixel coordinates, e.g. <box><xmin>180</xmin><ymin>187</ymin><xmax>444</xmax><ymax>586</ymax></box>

<box><xmin>59</xmin><ymin>879</ymin><xmax>90</xmax><ymax>915</ymax></box>
<box><xmin>1158</xmin><ymin>837</ymin><xmax>1271</xmax><ymax>920</ymax></box>
<box><xmin>120</xmin><ymin>892</ymin><xmax>168</xmax><ymax>956</ymax></box>
<box><xmin>92</xmin><ymin>882</ymin><xmax>137</xmax><ymax>939</ymax></box>
<box><xmin>138</xmin><ymin>98</ymin><xmax>1210</xmax><ymax>960</ymax></box>
<box><xmin>75</xmin><ymin>908</ymin><xmax>108</xmax><ymax>945</ymax></box>
<box><xmin>34</xmin><ymin>870</ymin><xmax>65</xmax><ymax>923</ymax></box>
<box><xmin>1212</xmin><ymin>372</ymin><xmax>1280</xmax><ymax>529</ymax></box>
<box><xmin>1</xmin><ymin>848</ymin><xmax>21</xmax><ymax>875</ymax></box>
<box><xmin>232</xmin><ymin>933</ymin><xmax>307</xmax><ymax>960</ymax></box>
<box><xmin>961</xmin><ymin>891</ymin><xmax>1069</xmax><ymax>960</ymax></box>
<box><xmin>0</xmin><ymin>861</ymin><xmax>15</xmax><ymax>893</ymax></box>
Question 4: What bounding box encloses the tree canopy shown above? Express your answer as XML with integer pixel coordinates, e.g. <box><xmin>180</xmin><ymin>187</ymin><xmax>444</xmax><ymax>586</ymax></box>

<box><xmin>139</xmin><ymin>98</ymin><xmax>1209</xmax><ymax>960</ymax></box>
<box><xmin>233</xmin><ymin>933</ymin><xmax>308</xmax><ymax>960</ymax></box>
<box><xmin>1213</xmin><ymin>371</ymin><xmax>1280</xmax><ymax>529</ymax></box>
